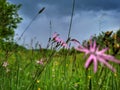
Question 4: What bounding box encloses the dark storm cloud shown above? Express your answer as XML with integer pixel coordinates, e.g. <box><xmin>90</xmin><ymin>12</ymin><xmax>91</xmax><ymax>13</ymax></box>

<box><xmin>8</xmin><ymin>0</ymin><xmax>120</xmax><ymax>48</ymax></box>
<box><xmin>8</xmin><ymin>0</ymin><xmax>45</xmax><ymax>18</ymax></box>
<box><xmin>41</xmin><ymin>0</ymin><xmax>120</xmax><ymax>12</ymax></box>
<box><xmin>76</xmin><ymin>0</ymin><xmax>120</xmax><ymax>11</ymax></box>
<box><xmin>9</xmin><ymin>0</ymin><xmax>120</xmax><ymax>18</ymax></box>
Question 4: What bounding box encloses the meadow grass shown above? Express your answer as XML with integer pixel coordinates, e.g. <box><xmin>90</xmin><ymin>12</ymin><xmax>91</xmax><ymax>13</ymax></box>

<box><xmin>0</xmin><ymin>46</ymin><xmax>120</xmax><ymax>90</ymax></box>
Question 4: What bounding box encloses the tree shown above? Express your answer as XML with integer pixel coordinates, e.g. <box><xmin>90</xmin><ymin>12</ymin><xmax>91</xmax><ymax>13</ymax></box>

<box><xmin>0</xmin><ymin>0</ymin><xmax>22</xmax><ymax>40</ymax></box>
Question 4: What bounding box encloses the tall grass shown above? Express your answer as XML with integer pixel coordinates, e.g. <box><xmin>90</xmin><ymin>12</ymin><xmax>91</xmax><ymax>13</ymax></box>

<box><xmin>0</xmin><ymin>41</ymin><xmax>120</xmax><ymax>90</ymax></box>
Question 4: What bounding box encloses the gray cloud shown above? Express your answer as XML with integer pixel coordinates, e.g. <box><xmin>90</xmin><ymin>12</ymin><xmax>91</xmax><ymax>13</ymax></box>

<box><xmin>13</xmin><ymin>10</ymin><xmax>120</xmax><ymax>48</ymax></box>
<box><xmin>9</xmin><ymin>0</ymin><xmax>120</xmax><ymax>48</ymax></box>
<box><xmin>9</xmin><ymin>0</ymin><xmax>120</xmax><ymax>18</ymax></box>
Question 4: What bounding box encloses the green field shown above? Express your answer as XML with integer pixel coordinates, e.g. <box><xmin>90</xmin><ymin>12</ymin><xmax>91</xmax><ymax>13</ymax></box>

<box><xmin>0</xmin><ymin>45</ymin><xmax>120</xmax><ymax>90</ymax></box>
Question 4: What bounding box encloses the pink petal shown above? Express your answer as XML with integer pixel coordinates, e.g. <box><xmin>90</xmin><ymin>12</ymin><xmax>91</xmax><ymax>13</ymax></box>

<box><xmin>75</xmin><ymin>47</ymin><xmax>89</xmax><ymax>55</ymax></box>
<box><xmin>53</xmin><ymin>33</ymin><xmax>59</xmax><ymax>38</ymax></box>
<box><xmin>85</xmin><ymin>55</ymin><xmax>94</xmax><ymax>69</ymax></box>
<box><xmin>98</xmin><ymin>57</ymin><xmax>116</xmax><ymax>72</ymax></box>
<box><xmin>89</xmin><ymin>40</ymin><xmax>92</xmax><ymax>49</ymax></box>
<box><xmin>101</xmin><ymin>54</ymin><xmax>120</xmax><ymax>64</ymax></box>
<box><xmin>93</xmin><ymin>40</ymin><xmax>96</xmax><ymax>50</ymax></box>
<box><xmin>96</xmin><ymin>46</ymin><xmax>100</xmax><ymax>52</ymax></box>
<box><xmin>93</xmin><ymin>56</ymin><xmax>97</xmax><ymax>73</ymax></box>
<box><xmin>97</xmin><ymin>48</ymin><xmax>108</xmax><ymax>54</ymax></box>
<box><xmin>55</xmin><ymin>37</ymin><xmax>61</xmax><ymax>42</ymax></box>
<box><xmin>60</xmin><ymin>40</ymin><xmax>64</xmax><ymax>44</ymax></box>
<box><xmin>36</xmin><ymin>60</ymin><xmax>44</xmax><ymax>65</ymax></box>
<box><xmin>62</xmin><ymin>43</ymin><xmax>69</xmax><ymax>48</ymax></box>
<box><xmin>90</xmin><ymin>40</ymin><xmax>96</xmax><ymax>52</ymax></box>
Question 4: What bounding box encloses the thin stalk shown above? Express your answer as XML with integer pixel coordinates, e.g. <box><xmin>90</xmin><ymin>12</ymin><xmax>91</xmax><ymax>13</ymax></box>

<box><xmin>67</xmin><ymin>0</ymin><xmax>75</xmax><ymax>40</ymax></box>
<box><xmin>18</xmin><ymin>7</ymin><xmax>45</xmax><ymax>41</ymax></box>
<box><xmin>46</xmin><ymin>20</ymin><xmax>52</xmax><ymax>48</ymax></box>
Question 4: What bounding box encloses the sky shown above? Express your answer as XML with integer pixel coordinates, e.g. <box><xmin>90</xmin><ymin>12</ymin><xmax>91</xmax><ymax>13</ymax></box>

<box><xmin>8</xmin><ymin>0</ymin><xmax>120</xmax><ymax>48</ymax></box>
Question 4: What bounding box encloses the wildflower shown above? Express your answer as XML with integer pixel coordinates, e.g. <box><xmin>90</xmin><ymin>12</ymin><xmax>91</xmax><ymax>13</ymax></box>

<box><xmin>36</xmin><ymin>59</ymin><xmax>44</xmax><ymax>65</ymax></box>
<box><xmin>38</xmin><ymin>87</ymin><xmax>41</xmax><ymax>90</ymax></box>
<box><xmin>2</xmin><ymin>61</ymin><xmax>8</xmax><ymax>67</ymax></box>
<box><xmin>36</xmin><ymin>80</ymin><xmax>40</xmax><ymax>83</ymax></box>
<box><xmin>114</xmin><ymin>73</ymin><xmax>117</xmax><ymax>77</ymax></box>
<box><xmin>88</xmin><ymin>76</ymin><xmax>92</xmax><ymax>79</ymax></box>
<box><xmin>75</xmin><ymin>39</ymin><xmax>120</xmax><ymax>73</ymax></box>
<box><xmin>52</xmin><ymin>32</ymin><xmax>68</xmax><ymax>48</ymax></box>
<box><xmin>52</xmin><ymin>33</ymin><xmax>61</xmax><ymax>43</ymax></box>
<box><xmin>52</xmin><ymin>32</ymin><xmax>59</xmax><ymax>39</ymax></box>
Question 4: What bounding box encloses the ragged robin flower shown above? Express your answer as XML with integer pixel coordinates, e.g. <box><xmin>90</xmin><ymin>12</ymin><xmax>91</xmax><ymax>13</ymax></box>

<box><xmin>36</xmin><ymin>58</ymin><xmax>44</xmax><ymax>65</ymax></box>
<box><xmin>74</xmin><ymin>39</ymin><xmax>120</xmax><ymax>73</ymax></box>
<box><xmin>52</xmin><ymin>32</ymin><xmax>68</xmax><ymax>48</ymax></box>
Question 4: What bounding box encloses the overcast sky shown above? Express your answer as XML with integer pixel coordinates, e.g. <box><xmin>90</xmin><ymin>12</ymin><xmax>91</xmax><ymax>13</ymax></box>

<box><xmin>8</xmin><ymin>0</ymin><xmax>120</xmax><ymax>48</ymax></box>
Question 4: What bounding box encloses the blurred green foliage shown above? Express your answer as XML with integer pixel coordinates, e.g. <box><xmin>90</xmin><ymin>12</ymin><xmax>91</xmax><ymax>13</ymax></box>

<box><xmin>0</xmin><ymin>0</ymin><xmax>22</xmax><ymax>40</ymax></box>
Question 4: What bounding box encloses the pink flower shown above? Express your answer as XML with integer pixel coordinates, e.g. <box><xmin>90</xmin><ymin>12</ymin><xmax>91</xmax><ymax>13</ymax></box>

<box><xmin>75</xmin><ymin>40</ymin><xmax>120</xmax><ymax>73</ymax></box>
<box><xmin>2</xmin><ymin>61</ymin><xmax>8</xmax><ymax>67</ymax></box>
<box><xmin>36</xmin><ymin>59</ymin><xmax>44</xmax><ymax>65</ymax></box>
<box><xmin>52</xmin><ymin>32</ymin><xmax>68</xmax><ymax>48</ymax></box>
<box><xmin>52</xmin><ymin>32</ymin><xmax>59</xmax><ymax>39</ymax></box>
